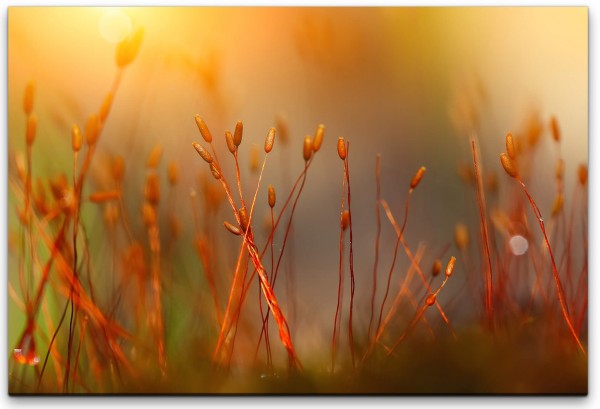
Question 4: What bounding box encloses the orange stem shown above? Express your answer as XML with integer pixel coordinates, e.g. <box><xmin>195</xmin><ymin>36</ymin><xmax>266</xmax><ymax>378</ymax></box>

<box><xmin>470</xmin><ymin>136</ymin><xmax>494</xmax><ymax>329</ymax></box>
<box><xmin>367</xmin><ymin>154</ymin><xmax>381</xmax><ymax>343</ymax></box>
<box><xmin>517</xmin><ymin>177</ymin><xmax>586</xmax><ymax>355</ymax></box>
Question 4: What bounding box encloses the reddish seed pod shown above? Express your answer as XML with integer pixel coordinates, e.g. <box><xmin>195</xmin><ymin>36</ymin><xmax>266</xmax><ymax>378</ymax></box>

<box><xmin>265</xmin><ymin>127</ymin><xmax>276</xmax><ymax>153</ymax></box>
<box><xmin>194</xmin><ymin>115</ymin><xmax>213</xmax><ymax>143</ymax></box>
<box><xmin>431</xmin><ymin>259</ymin><xmax>442</xmax><ymax>277</ymax></box>
<box><xmin>551</xmin><ymin>194</ymin><xmax>564</xmax><ymax>217</ymax></box>
<box><xmin>425</xmin><ymin>293</ymin><xmax>436</xmax><ymax>307</ymax></box>
<box><xmin>268</xmin><ymin>184</ymin><xmax>276</xmax><ymax>208</ymax></box>
<box><xmin>23</xmin><ymin>81</ymin><xmax>35</xmax><ymax>116</ymax></box>
<box><xmin>454</xmin><ymin>223</ymin><xmax>469</xmax><ymax>250</ymax></box>
<box><xmin>337</xmin><ymin>137</ymin><xmax>347</xmax><ymax>160</ymax></box>
<box><xmin>341</xmin><ymin>210</ymin><xmax>350</xmax><ymax>231</ymax></box>
<box><xmin>168</xmin><ymin>161</ymin><xmax>179</xmax><ymax>186</ymax></box>
<box><xmin>303</xmin><ymin>135</ymin><xmax>312</xmax><ymax>161</ymax></box>
<box><xmin>550</xmin><ymin>116</ymin><xmax>560</xmax><ymax>143</ymax></box>
<box><xmin>238</xmin><ymin>207</ymin><xmax>249</xmax><ymax>232</ymax></box>
<box><xmin>26</xmin><ymin>115</ymin><xmax>37</xmax><ymax>146</ymax></box>
<box><xmin>84</xmin><ymin>114</ymin><xmax>100</xmax><ymax>146</ymax></box>
<box><xmin>312</xmin><ymin>124</ymin><xmax>325</xmax><ymax>152</ymax></box>
<box><xmin>225</xmin><ymin>130</ymin><xmax>236</xmax><ymax>153</ymax></box>
<box><xmin>116</xmin><ymin>28</ymin><xmax>144</xmax><ymax>68</ymax></box>
<box><xmin>500</xmin><ymin>153</ymin><xmax>518</xmax><ymax>178</ymax></box>
<box><xmin>141</xmin><ymin>202</ymin><xmax>156</xmax><ymax>227</ymax></box>
<box><xmin>145</xmin><ymin>173</ymin><xmax>160</xmax><ymax>205</ymax></box>
<box><xmin>209</xmin><ymin>163</ymin><xmax>221</xmax><ymax>180</ymax></box>
<box><xmin>147</xmin><ymin>144</ymin><xmax>163</xmax><ymax>169</ymax></box>
<box><xmin>224</xmin><ymin>220</ymin><xmax>242</xmax><ymax>236</ymax></box>
<box><xmin>112</xmin><ymin>155</ymin><xmax>125</xmax><ymax>182</ymax></box>
<box><xmin>71</xmin><ymin>124</ymin><xmax>82</xmax><ymax>152</ymax></box>
<box><xmin>99</xmin><ymin>92</ymin><xmax>113</xmax><ymax>123</ymax></box>
<box><xmin>410</xmin><ymin>166</ymin><xmax>426</xmax><ymax>190</ymax></box>
<box><xmin>526</xmin><ymin>113</ymin><xmax>543</xmax><ymax>147</ymax></box>
<box><xmin>192</xmin><ymin>142</ymin><xmax>213</xmax><ymax>164</ymax></box>
<box><xmin>233</xmin><ymin>120</ymin><xmax>243</xmax><ymax>147</ymax></box>
<box><xmin>578</xmin><ymin>164</ymin><xmax>588</xmax><ymax>186</ymax></box>
<box><xmin>89</xmin><ymin>190</ymin><xmax>120</xmax><ymax>203</ymax></box>
<box><xmin>505</xmin><ymin>132</ymin><xmax>516</xmax><ymax>160</ymax></box>
<box><xmin>445</xmin><ymin>256</ymin><xmax>456</xmax><ymax>277</ymax></box>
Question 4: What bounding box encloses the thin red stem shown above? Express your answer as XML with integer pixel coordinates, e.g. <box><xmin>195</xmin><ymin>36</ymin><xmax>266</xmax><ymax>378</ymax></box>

<box><xmin>517</xmin><ymin>177</ymin><xmax>585</xmax><ymax>355</ymax></box>
<box><xmin>387</xmin><ymin>273</ymin><xmax>452</xmax><ymax>356</ymax></box>
<box><xmin>367</xmin><ymin>155</ymin><xmax>381</xmax><ymax>343</ymax></box>
<box><xmin>344</xmin><ymin>143</ymin><xmax>356</xmax><ymax>371</ymax></box>
<box><xmin>380</xmin><ymin>199</ymin><xmax>455</xmax><ymax>335</ymax></box>
<box><xmin>375</xmin><ymin>190</ymin><xmax>412</xmax><ymax>340</ymax></box>
<box><xmin>252</xmin><ymin>161</ymin><xmax>313</xmax><ymax>359</ymax></box>
<box><xmin>471</xmin><ymin>136</ymin><xmax>494</xmax><ymax>330</ymax></box>
<box><xmin>332</xmin><ymin>159</ymin><xmax>347</xmax><ymax>374</ymax></box>
<box><xmin>215</xmin><ymin>154</ymin><xmax>315</xmax><ymax>366</ymax></box>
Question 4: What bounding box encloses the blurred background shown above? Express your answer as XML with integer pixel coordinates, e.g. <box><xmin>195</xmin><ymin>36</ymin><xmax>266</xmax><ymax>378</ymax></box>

<box><xmin>7</xmin><ymin>7</ymin><xmax>587</xmax><ymax>371</ymax></box>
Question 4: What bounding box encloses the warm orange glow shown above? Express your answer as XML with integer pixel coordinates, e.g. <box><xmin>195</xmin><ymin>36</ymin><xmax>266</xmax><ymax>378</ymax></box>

<box><xmin>99</xmin><ymin>8</ymin><xmax>131</xmax><ymax>44</ymax></box>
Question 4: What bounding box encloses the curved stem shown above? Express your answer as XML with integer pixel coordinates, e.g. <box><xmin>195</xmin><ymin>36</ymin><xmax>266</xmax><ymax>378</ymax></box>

<box><xmin>331</xmin><ymin>160</ymin><xmax>347</xmax><ymax>374</ymax></box>
<box><xmin>471</xmin><ymin>136</ymin><xmax>494</xmax><ymax>330</ymax></box>
<box><xmin>517</xmin><ymin>177</ymin><xmax>585</xmax><ymax>355</ymax></box>
<box><xmin>367</xmin><ymin>155</ymin><xmax>381</xmax><ymax>343</ymax></box>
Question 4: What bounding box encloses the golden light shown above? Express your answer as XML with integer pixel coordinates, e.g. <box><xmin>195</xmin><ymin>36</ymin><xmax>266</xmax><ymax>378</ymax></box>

<box><xmin>99</xmin><ymin>8</ymin><xmax>131</xmax><ymax>44</ymax></box>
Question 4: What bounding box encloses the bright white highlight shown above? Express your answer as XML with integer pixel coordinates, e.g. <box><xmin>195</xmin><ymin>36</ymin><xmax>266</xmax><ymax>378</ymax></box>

<box><xmin>509</xmin><ymin>235</ymin><xmax>528</xmax><ymax>256</ymax></box>
<box><xmin>99</xmin><ymin>9</ymin><xmax>131</xmax><ymax>44</ymax></box>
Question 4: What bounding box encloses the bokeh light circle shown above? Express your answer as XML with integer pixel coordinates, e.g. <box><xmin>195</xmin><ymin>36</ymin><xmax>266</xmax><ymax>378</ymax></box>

<box><xmin>509</xmin><ymin>235</ymin><xmax>528</xmax><ymax>256</ymax></box>
<box><xmin>99</xmin><ymin>9</ymin><xmax>131</xmax><ymax>44</ymax></box>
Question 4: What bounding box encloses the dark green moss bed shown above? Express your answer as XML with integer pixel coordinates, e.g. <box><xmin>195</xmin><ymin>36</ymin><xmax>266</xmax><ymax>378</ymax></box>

<box><xmin>93</xmin><ymin>325</ymin><xmax>586</xmax><ymax>395</ymax></box>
